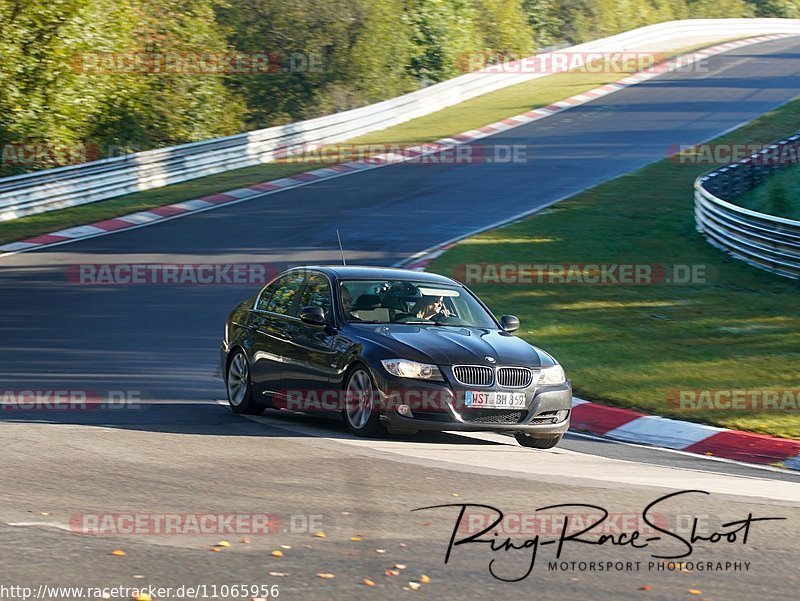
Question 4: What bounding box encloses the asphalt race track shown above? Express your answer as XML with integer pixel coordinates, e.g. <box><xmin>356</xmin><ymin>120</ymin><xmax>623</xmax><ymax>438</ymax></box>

<box><xmin>1</xmin><ymin>37</ymin><xmax>800</xmax><ymax>600</ymax></box>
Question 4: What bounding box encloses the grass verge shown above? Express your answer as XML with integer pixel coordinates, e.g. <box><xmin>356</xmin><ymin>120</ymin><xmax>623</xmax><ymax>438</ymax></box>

<box><xmin>427</xmin><ymin>99</ymin><xmax>800</xmax><ymax>439</ymax></box>
<box><xmin>736</xmin><ymin>163</ymin><xmax>800</xmax><ymax>220</ymax></box>
<box><xmin>0</xmin><ymin>40</ymin><xmax>734</xmax><ymax>246</ymax></box>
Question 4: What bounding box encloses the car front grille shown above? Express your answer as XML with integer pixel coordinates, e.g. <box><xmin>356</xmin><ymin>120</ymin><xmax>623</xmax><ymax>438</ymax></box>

<box><xmin>459</xmin><ymin>409</ymin><xmax>524</xmax><ymax>424</ymax></box>
<box><xmin>452</xmin><ymin>365</ymin><xmax>534</xmax><ymax>388</ymax></box>
<box><xmin>497</xmin><ymin>367</ymin><xmax>533</xmax><ymax>388</ymax></box>
<box><xmin>452</xmin><ymin>365</ymin><xmax>494</xmax><ymax>387</ymax></box>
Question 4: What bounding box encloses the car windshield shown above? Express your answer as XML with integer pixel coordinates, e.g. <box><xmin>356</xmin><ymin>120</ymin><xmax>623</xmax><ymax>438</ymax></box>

<box><xmin>339</xmin><ymin>279</ymin><xmax>497</xmax><ymax>328</ymax></box>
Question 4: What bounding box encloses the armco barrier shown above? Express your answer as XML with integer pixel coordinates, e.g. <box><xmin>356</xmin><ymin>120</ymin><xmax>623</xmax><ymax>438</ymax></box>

<box><xmin>2</xmin><ymin>18</ymin><xmax>800</xmax><ymax>222</ymax></box>
<box><xmin>694</xmin><ymin>133</ymin><xmax>800</xmax><ymax>279</ymax></box>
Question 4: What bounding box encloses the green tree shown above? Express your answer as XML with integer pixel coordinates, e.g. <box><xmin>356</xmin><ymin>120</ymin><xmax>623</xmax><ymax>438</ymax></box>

<box><xmin>472</xmin><ymin>0</ymin><xmax>533</xmax><ymax>56</ymax></box>
<box><xmin>748</xmin><ymin>0</ymin><xmax>800</xmax><ymax>17</ymax></box>
<box><xmin>685</xmin><ymin>0</ymin><xmax>755</xmax><ymax>18</ymax></box>
<box><xmin>405</xmin><ymin>0</ymin><xmax>482</xmax><ymax>81</ymax></box>
<box><xmin>0</xmin><ymin>0</ymin><xmax>244</xmax><ymax>175</ymax></box>
<box><xmin>346</xmin><ymin>0</ymin><xmax>416</xmax><ymax>106</ymax></box>
<box><xmin>217</xmin><ymin>0</ymin><xmax>363</xmax><ymax>125</ymax></box>
<box><xmin>88</xmin><ymin>0</ymin><xmax>245</xmax><ymax>149</ymax></box>
<box><xmin>523</xmin><ymin>0</ymin><xmax>565</xmax><ymax>48</ymax></box>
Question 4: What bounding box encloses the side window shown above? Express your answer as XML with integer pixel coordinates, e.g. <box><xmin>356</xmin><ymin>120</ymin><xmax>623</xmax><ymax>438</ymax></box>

<box><xmin>256</xmin><ymin>281</ymin><xmax>279</xmax><ymax>312</ymax></box>
<box><xmin>298</xmin><ymin>273</ymin><xmax>332</xmax><ymax>319</ymax></box>
<box><xmin>258</xmin><ymin>272</ymin><xmax>305</xmax><ymax>315</ymax></box>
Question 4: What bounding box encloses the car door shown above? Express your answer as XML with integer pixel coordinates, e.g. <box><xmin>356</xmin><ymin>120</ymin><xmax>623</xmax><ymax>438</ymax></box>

<box><xmin>249</xmin><ymin>270</ymin><xmax>306</xmax><ymax>399</ymax></box>
<box><xmin>281</xmin><ymin>272</ymin><xmax>340</xmax><ymax>411</ymax></box>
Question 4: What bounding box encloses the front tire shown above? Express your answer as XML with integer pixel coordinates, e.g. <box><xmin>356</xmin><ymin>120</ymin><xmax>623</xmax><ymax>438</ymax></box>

<box><xmin>514</xmin><ymin>432</ymin><xmax>563</xmax><ymax>449</ymax></box>
<box><xmin>342</xmin><ymin>366</ymin><xmax>383</xmax><ymax>437</ymax></box>
<box><xmin>226</xmin><ymin>351</ymin><xmax>265</xmax><ymax>415</ymax></box>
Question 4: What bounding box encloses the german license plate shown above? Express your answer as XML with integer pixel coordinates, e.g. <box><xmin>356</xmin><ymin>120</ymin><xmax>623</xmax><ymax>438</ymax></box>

<box><xmin>464</xmin><ymin>390</ymin><xmax>526</xmax><ymax>409</ymax></box>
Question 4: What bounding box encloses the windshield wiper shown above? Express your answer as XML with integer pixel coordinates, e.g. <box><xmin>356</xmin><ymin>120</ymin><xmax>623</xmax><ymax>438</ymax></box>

<box><xmin>394</xmin><ymin>320</ymin><xmax>436</xmax><ymax>325</ymax></box>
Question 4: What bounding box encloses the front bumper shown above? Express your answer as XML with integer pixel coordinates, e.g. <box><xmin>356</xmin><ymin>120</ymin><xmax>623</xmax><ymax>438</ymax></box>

<box><xmin>218</xmin><ymin>343</ymin><xmax>229</xmax><ymax>381</ymax></box>
<box><xmin>373</xmin><ymin>368</ymin><xmax>572</xmax><ymax>437</ymax></box>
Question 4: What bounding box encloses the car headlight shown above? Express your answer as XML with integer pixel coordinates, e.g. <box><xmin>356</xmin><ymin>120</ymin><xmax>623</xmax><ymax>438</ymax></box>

<box><xmin>538</xmin><ymin>364</ymin><xmax>566</xmax><ymax>386</ymax></box>
<box><xmin>381</xmin><ymin>359</ymin><xmax>444</xmax><ymax>381</ymax></box>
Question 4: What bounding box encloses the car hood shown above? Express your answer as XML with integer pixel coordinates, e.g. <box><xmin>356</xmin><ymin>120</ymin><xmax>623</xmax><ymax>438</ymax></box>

<box><xmin>351</xmin><ymin>324</ymin><xmax>542</xmax><ymax>367</ymax></box>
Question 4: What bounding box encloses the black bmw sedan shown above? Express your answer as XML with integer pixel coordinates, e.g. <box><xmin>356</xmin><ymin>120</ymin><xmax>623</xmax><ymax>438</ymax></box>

<box><xmin>220</xmin><ymin>266</ymin><xmax>572</xmax><ymax>448</ymax></box>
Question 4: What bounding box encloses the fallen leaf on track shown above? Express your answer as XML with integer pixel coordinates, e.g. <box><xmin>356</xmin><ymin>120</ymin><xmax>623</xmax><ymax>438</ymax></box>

<box><xmin>268</xmin><ymin>572</ymin><xmax>287</xmax><ymax>577</ymax></box>
<box><xmin>385</xmin><ymin>570</ymin><xmax>399</xmax><ymax>576</ymax></box>
<box><xmin>394</xmin><ymin>563</ymin><xmax>406</xmax><ymax>570</ymax></box>
<box><xmin>271</xmin><ymin>550</ymin><xmax>284</xmax><ymax>557</ymax></box>
<box><xmin>313</xmin><ymin>531</ymin><xmax>327</xmax><ymax>538</ymax></box>
<box><xmin>363</xmin><ymin>579</ymin><xmax>375</xmax><ymax>586</ymax></box>
<box><xmin>217</xmin><ymin>541</ymin><xmax>231</xmax><ymax>548</ymax></box>
<box><xmin>639</xmin><ymin>585</ymin><xmax>652</xmax><ymax>591</ymax></box>
<box><xmin>111</xmin><ymin>550</ymin><xmax>126</xmax><ymax>556</ymax></box>
<box><xmin>688</xmin><ymin>590</ymin><xmax>702</xmax><ymax>595</ymax></box>
<box><xmin>408</xmin><ymin>582</ymin><xmax>421</xmax><ymax>590</ymax></box>
<box><xmin>420</xmin><ymin>575</ymin><xmax>431</xmax><ymax>584</ymax></box>
<box><xmin>317</xmin><ymin>572</ymin><xmax>335</xmax><ymax>579</ymax></box>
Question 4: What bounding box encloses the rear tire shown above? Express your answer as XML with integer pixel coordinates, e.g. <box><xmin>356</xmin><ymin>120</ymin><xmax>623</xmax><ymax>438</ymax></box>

<box><xmin>514</xmin><ymin>432</ymin><xmax>563</xmax><ymax>449</ymax></box>
<box><xmin>226</xmin><ymin>350</ymin><xmax>265</xmax><ymax>415</ymax></box>
<box><xmin>342</xmin><ymin>366</ymin><xmax>383</xmax><ymax>437</ymax></box>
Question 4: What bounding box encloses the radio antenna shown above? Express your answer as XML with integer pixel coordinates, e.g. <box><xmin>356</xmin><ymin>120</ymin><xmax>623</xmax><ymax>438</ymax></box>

<box><xmin>336</xmin><ymin>230</ymin><xmax>347</xmax><ymax>266</ymax></box>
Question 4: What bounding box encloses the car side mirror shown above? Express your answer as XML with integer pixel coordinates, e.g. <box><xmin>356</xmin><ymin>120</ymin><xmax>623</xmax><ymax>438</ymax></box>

<box><xmin>299</xmin><ymin>306</ymin><xmax>327</xmax><ymax>326</ymax></box>
<box><xmin>500</xmin><ymin>315</ymin><xmax>520</xmax><ymax>333</ymax></box>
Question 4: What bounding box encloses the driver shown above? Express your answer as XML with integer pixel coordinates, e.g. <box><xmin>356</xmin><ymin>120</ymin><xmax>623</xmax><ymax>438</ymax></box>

<box><xmin>340</xmin><ymin>285</ymin><xmax>360</xmax><ymax>320</ymax></box>
<box><xmin>412</xmin><ymin>296</ymin><xmax>451</xmax><ymax>320</ymax></box>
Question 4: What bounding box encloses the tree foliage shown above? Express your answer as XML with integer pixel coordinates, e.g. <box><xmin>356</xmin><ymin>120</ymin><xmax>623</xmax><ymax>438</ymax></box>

<box><xmin>0</xmin><ymin>0</ymin><xmax>791</xmax><ymax>175</ymax></box>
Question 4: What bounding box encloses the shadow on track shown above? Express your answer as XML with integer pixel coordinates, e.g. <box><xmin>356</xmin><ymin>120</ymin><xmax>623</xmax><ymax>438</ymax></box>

<box><xmin>0</xmin><ymin>401</ymin><xmax>504</xmax><ymax>445</ymax></box>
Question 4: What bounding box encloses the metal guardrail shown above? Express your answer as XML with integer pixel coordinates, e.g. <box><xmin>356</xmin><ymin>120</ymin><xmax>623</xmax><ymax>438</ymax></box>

<box><xmin>2</xmin><ymin>18</ymin><xmax>800</xmax><ymax>222</ymax></box>
<box><xmin>694</xmin><ymin>133</ymin><xmax>800</xmax><ymax>279</ymax></box>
